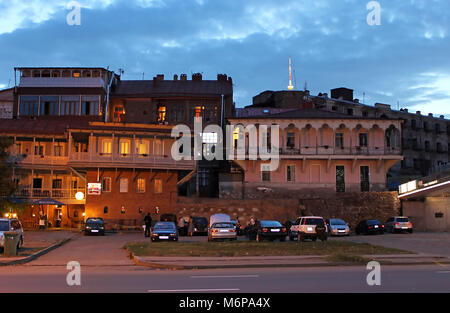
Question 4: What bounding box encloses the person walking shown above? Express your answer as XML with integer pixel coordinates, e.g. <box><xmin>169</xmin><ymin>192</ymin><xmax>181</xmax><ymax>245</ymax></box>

<box><xmin>144</xmin><ymin>213</ymin><xmax>152</xmax><ymax>237</ymax></box>
<box><xmin>178</xmin><ymin>216</ymin><xmax>186</xmax><ymax>236</ymax></box>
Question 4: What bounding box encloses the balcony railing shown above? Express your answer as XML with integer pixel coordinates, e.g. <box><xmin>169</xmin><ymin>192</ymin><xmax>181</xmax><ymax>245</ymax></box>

<box><xmin>9</xmin><ymin>154</ymin><xmax>68</xmax><ymax>166</ymax></box>
<box><xmin>69</xmin><ymin>152</ymin><xmax>195</xmax><ymax>169</ymax></box>
<box><xmin>10</xmin><ymin>187</ymin><xmax>86</xmax><ymax>200</ymax></box>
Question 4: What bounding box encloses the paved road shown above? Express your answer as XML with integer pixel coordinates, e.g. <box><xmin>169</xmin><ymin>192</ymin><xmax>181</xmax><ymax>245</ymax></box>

<box><xmin>1</xmin><ymin>264</ymin><xmax>449</xmax><ymax>293</ymax></box>
<box><xmin>1</xmin><ymin>231</ymin><xmax>449</xmax><ymax>293</ymax></box>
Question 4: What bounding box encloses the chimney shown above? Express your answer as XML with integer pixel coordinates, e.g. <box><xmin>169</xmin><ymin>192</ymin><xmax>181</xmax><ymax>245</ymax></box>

<box><xmin>180</xmin><ymin>74</ymin><xmax>187</xmax><ymax>81</ymax></box>
<box><xmin>416</xmin><ymin>111</ymin><xmax>421</xmax><ymax>115</ymax></box>
<box><xmin>440</xmin><ymin>115</ymin><xmax>445</xmax><ymax>119</ymax></box>
<box><xmin>323</xmin><ymin>93</ymin><xmax>328</xmax><ymax>98</ymax></box>
<box><xmin>331</xmin><ymin>87</ymin><xmax>354</xmax><ymax>102</ymax></box>
<box><xmin>228</xmin><ymin>76</ymin><xmax>232</xmax><ymax>84</ymax></box>
<box><xmin>354</xmin><ymin>99</ymin><xmax>359</xmax><ymax>103</ymax></box>
<box><xmin>192</xmin><ymin>73</ymin><xmax>202</xmax><ymax>81</ymax></box>
<box><xmin>305</xmin><ymin>90</ymin><xmax>310</xmax><ymax>96</ymax></box>
<box><xmin>428</xmin><ymin>113</ymin><xmax>433</xmax><ymax>117</ymax></box>
<box><xmin>404</xmin><ymin>109</ymin><xmax>408</xmax><ymax>113</ymax></box>
<box><xmin>156</xmin><ymin>74</ymin><xmax>164</xmax><ymax>81</ymax></box>
<box><xmin>153</xmin><ymin>76</ymin><xmax>157</xmax><ymax>86</ymax></box>
<box><xmin>217</xmin><ymin>74</ymin><xmax>227</xmax><ymax>82</ymax></box>
<box><xmin>173</xmin><ymin>74</ymin><xmax>178</xmax><ymax>81</ymax></box>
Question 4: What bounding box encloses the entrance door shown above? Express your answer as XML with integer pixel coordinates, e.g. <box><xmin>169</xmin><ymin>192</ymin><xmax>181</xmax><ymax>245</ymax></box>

<box><xmin>54</xmin><ymin>208</ymin><xmax>62</xmax><ymax>227</ymax></box>
<box><xmin>336</xmin><ymin>166</ymin><xmax>345</xmax><ymax>192</ymax></box>
<box><xmin>360</xmin><ymin>166</ymin><xmax>370</xmax><ymax>192</ymax></box>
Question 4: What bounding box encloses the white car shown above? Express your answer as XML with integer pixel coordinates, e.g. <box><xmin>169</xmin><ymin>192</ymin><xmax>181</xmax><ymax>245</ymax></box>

<box><xmin>0</xmin><ymin>218</ymin><xmax>24</xmax><ymax>250</ymax></box>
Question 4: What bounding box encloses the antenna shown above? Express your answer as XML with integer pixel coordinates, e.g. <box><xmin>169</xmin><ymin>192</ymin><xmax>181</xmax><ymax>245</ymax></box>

<box><xmin>118</xmin><ymin>68</ymin><xmax>124</xmax><ymax>77</ymax></box>
<box><xmin>142</xmin><ymin>72</ymin><xmax>145</xmax><ymax>80</ymax></box>
<box><xmin>287</xmin><ymin>56</ymin><xmax>294</xmax><ymax>90</ymax></box>
<box><xmin>363</xmin><ymin>92</ymin><xmax>365</xmax><ymax>104</ymax></box>
<box><xmin>304</xmin><ymin>81</ymin><xmax>308</xmax><ymax>91</ymax></box>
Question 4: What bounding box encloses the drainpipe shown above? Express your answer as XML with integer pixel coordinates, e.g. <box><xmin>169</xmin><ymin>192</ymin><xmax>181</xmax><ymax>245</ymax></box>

<box><xmin>104</xmin><ymin>72</ymin><xmax>115</xmax><ymax>123</ymax></box>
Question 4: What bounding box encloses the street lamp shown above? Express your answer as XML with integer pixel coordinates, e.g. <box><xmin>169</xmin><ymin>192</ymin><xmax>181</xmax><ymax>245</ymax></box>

<box><xmin>75</xmin><ymin>192</ymin><xmax>84</xmax><ymax>201</ymax></box>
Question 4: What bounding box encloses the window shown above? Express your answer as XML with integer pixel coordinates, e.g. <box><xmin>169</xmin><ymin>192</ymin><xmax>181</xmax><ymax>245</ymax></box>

<box><xmin>194</xmin><ymin>106</ymin><xmax>203</xmax><ymax>118</ymax></box>
<box><xmin>201</xmin><ymin>133</ymin><xmax>218</xmax><ymax>158</ymax></box>
<box><xmin>411</xmin><ymin>120</ymin><xmax>417</xmax><ymax>129</ymax></box>
<box><xmin>154</xmin><ymin>139</ymin><xmax>163</xmax><ymax>155</ymax></box>
<box><xmin>113</xmin><ymin>106</ymin><xmax>125</xmax><ymax>122</ymax></box>
<box><xmin>336</xmin><ymin>166</ymin><xmax>345</xmax><ymax>192</ymax></box>
<box><xmin>335</xmin><ymin>133</ymin><xmax>344</xmax><ymax>149</ymax></box>
<box><xmin>121</xmin><ymin>206</ymin><xmax>126</xmax><ymax>214</ymax></box>
<box><xmin>104</xmin><ymin>206</ymin><xmax>109</xmax><ymax>214</ymax></box>
<box><xmin>286</xmin><ymin>165</ymin><xmax>295</xmax><ymax>182</ymax></box>
<box><xmin>54</xmin><ymin>143</ymin><xmax>64</xmax><ymax>157</ymax></box>
<box><xmin>52</xmin><ymin>179</ymin><xmax>62</xmax><ymax>189</ymax></box>
<box><xmin>362</xmin><ymin>111</ymin><xmax>368</xmax><ymax>117</ymax></box>
<box><xmin>136</xmin><ymin>140</ymin><xmax>149</xmax><ymax>156</ymax></box>
<box><xmin>137</xmin><ymin>178</ymin><xmax>146</xmax><ymax>193</ymax></box>
<box><xmin>261</xmin><ymin>164</ymin><xmax>271</xmax><ymax>182</ymax></box>
<box><xmin>19</xmin><ymin>96</ymin><xmax>39</xmax><ymax>116</ymax></box>
<box><xmin>359</xmin><ymin>133</ymin><xmax>368</xmax><ymax>147</ymax></box>
<box><xmin>119</xmin><ymin>178</ymin><xmax>128</xmax><ymax>193</ymax></box>
<box><xmin>360</xmin><ymin>166</ymin><xmax>370</xmax><ymax>192</ymax></box>
<box><xmin>34</xmin><ymin>143</ymin><xmax>44</xmax><ymax>156</ymax></box>
<box><xmin>286</xmin><ymin>132</ymin><xmax>295</xmax><ymax>149</ymax></box>
<box><xmin>15</xmin><ymin>143</ymin><xmax>22</xmax><ymax>155</ymax></box>
<box><xmin>347</xmin><ymin>108</ymin><xmax>353</xmax><ymax>116</ymax></box>
<box><xmin>154</xmin><ymin>179</ymin><xmax>163</xmax><ymax>194</ymax></box>
<box><xmin>120</xmin><ymin>140</ymin><xmax>130</xmax><ymax>155</ymax></box>
<box><xmin>102</xmin><ymin>139</ymin><xmax>112</xmax><ymax>154</ymax></box>
<box><xmin>40</xmin><ymin>97</ymin><xmax>59</xmax><ymax>116</ymax></box>
<box><xmin>157</xmin><ymin>105</ymin><xmax>166</xmax><ymax>123</ymax></box>
<box><xmin>102</xmin><ymin>177</ymin><xmax>111</xmax><ymax>192</ymax></box>
<box><xmin>74</xmin><ymin>211</ymin><xmax>79</xmax><ymax>218</ymax></box>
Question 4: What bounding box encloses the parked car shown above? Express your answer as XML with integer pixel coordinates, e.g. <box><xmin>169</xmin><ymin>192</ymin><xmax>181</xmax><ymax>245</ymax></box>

<box><xmin>355</xmin><ymin>219</ymin><xmax>385</xmax><ymax>235</ymax></box>
<box><xmin>289</xmin><ymin>216</ymin><xmax>328</xmax><ymax>242</ymax></box>
<box><xmin>0</xmin><ymin>217</ymin><xmax>24</xmax><ymax>251</ymax></box>
<box><xmin>254</xmin><ymin>220</ymin><xmax>287</xmax><ymax>242</ymax></box>
<box><xmin>385</xmin><ymin>216</ymin><xmax>413</xmax><ymax>233</ymax></box>
<box><xmin>160</xmin><ymin>213</ymin><xmax>177</xmax><ymax>223</ymax></box>
<box><xmin>151</xmin><ymin>222</ymin><xmax>178</xmax><ymax>242</ymax></box>
<box><xmin>191</xmin><ymin>216</ymin><xmax>208</xmax><ymax>235</ymax></box>
<box><xmin>284</xmin><ymin>220</ymin><xmax>296</xmax><ymax>239</ymax></box>
<box><xmin>208</xmin><ymin>222</ymin><xmax>237</xmax><ymax>242</ymax></box>
<box><xmin>84</xmin><ymin>217</ymin><xmax>105</xmax><ymax>236</ymax></box>
<box><xmin>326</xmin><ymin>218</ymin><xmax>350</xmax><ymax>236</ymax></box>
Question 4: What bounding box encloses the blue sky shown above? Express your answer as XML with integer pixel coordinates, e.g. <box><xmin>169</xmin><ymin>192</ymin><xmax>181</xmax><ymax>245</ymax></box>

<box><xmin>0</xmin><ymin>0</ymin><xmax>449</xmax><ymax>115</ymax></box>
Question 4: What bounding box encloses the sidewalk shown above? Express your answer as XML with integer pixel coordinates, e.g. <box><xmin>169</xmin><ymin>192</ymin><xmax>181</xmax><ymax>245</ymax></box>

<box><xmin>132</xmin><ymin>253</ymin><xmax>450</xmax><ymax>270</ymax></box>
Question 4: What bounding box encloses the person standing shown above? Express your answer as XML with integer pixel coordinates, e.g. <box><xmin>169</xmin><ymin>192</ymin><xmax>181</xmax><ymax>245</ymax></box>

<box><xmin>188</xmin><ymin>216</ymin><xmax>194</xmax><ymax>237</ymax></box>
<box><xmin>178</xmin><ymin>217</ymin><xmax>186</xmax><ymax>236</ymax></box>
<box><xmin>144</xmin><ymin>213</ymin><xmax>152</xmax><ymax>237</ymax></box>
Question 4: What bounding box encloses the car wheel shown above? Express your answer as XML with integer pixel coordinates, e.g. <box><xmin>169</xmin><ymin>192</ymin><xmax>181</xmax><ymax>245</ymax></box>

<box><xmin>297</xmin><ymin>234</ymin><xmax>303</xmax><ymax>242</ymax></box>
<box><xmin>408</xmin><ymin>229</ymin><xmax>413</xmax><ymax>234</ymax></box>
<box><xmin>312</xmin><ymin>237</ymin><xmax>317</xmax><ymax>242</ymax></box>
<box><xmin>280</xmin><ymin>237</ymin><xmax>286</xmax><ymax>242</ymax></box>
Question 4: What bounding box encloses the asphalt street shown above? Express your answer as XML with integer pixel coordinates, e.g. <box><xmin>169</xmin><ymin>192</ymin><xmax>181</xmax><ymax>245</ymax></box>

<box><xmin>0</xmin><ymin>231</ymin><xmax>449</xmax><ymax>293</ymax></box>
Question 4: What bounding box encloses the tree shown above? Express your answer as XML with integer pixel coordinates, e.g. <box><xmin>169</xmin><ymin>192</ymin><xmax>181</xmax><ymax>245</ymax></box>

<box><xmin>0</xmin><ymin>136</ymin><xmax>24</xmax><ymax>215</ymax></box>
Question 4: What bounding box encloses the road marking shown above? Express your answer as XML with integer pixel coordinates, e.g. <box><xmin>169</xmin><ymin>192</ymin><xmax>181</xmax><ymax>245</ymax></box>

<box><xmin>148</xmin><ymin>288</ymin><xmax>240</xmax><ymax>293</ymax></box>
<box><xmin>190</xmin><ymin>275</ymin><xmax>259</xmax><ymax>279</ymax></box>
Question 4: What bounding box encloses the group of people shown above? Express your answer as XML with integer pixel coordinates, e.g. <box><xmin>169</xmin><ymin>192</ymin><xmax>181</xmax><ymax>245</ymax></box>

<box><xmin>177</xmin><ymin>216</ymin><xmax>194</xmax><ymax>236</ymax></box>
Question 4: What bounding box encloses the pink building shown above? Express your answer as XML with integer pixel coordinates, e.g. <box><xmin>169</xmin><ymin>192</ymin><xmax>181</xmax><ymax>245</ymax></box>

<box><xmin>228</xmin><ymin>109</ymin><xmax>403</xmax><ymax>194</ymax></box>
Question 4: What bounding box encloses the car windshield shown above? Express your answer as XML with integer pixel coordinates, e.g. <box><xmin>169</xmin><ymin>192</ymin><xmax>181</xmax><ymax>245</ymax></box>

<box><xmin>193</xmin><ymin>217</ymin><xmax>208</xmax><ymax>225</ymax></box>
<box><xmin>367</xmin><ymin>220</ymin><xmax>381</xmax><ymax>225</ymax></box>
<box><xmin>213</xmin><ymin>223</ymin><xmax>233</xmax><ymax>228</ymax></box>
<box><xmin>0</xmin><ymin>221</ymin><xmax>9</xmax><ymax>231</ymax></box>
<box><xmin>396</xmin><ymin>218</ymin><xmax>409</xmax><ymax>222</ymax></box>
<box><xmin>154</xmin><ymin>223</ymin><xmax>175</xmax><ymax>230</ymax></box>
<box><xmin>304</xmin><ymin>218</ymin><xmax>324</xmax><ymax>226</ymax></box>
<box><xmin>330</xmin><ymin>219</ymin><xmax>346</xmax><ymax>225</ymax></box>
<box><xmin>260</xmin><ymin>221</ymin><xmax>282</xmax><ymax>227</ymax></box>
<box><xmin>86</xmin><ymin>218</ymin><xmax>103</xmax><ymax>224</ymax></box>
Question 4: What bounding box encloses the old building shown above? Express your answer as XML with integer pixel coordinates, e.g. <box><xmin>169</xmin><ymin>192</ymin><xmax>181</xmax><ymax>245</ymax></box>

<box><xmin>226</xmin><ymin>109</ymin><xmax>403</xmax><ymax>198</ymax></box>
<box><xmin>239</xmin><ymin>88</ymin><xmax>450</xmax><ymax>189</ymax></box>
<box><xmin>0</xmin><ymin>88</ymin><xmax>14</xmax><ymax>119</ymax></box>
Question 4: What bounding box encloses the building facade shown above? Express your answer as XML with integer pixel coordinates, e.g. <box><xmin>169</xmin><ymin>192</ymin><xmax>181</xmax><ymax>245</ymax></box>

<box><xmin>227</xmin><ymin>109</ymin><xmax>403</xmax><ymax>197</ymax></box>
<box><xmin>239</xmin><ymin>88</ymin><xmax>450</xmax><ymax>189</ymax></box>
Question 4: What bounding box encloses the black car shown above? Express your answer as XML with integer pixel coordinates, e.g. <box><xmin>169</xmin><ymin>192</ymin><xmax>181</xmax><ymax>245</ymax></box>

<box><xmin>191</xmin><ymin>217</ymin><xmax>208</xmax><ymax>235</ymax></box>
<box><xmin>84</xmin><ymin>217</ymin><xmax>105</xmax><ymax>236</ymax></box>
<box><xmin>160</xmin><ymin>213</ymin><xmax>177</xmax><ymax>223</ymax></box>
<box><xmin>355</xmin><ymin>219</ymin><xmax>385</xmax><ymax>235</ymax></box>
<box><xmin>151</xmin><ymin>222</ymin><xmax>178</xmax><ymax>242</ymax></box>
<box><xmin>254</xmin><ymin>220</ymin><xmax>287</xmax><ymax>242</ymax></box>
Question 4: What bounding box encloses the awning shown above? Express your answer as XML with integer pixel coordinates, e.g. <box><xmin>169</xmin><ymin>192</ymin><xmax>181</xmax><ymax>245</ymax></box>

<box><xmin>32</xmin><ymin>198</ymin><xmax>65</xmax><ymax>206</ymax></box>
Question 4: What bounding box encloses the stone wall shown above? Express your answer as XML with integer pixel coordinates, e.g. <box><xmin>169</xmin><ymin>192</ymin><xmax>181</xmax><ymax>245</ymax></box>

<box><xmin>174</xmin><ymin>191</ymin><xmax>400</xmax><ymax>229</ymax></box>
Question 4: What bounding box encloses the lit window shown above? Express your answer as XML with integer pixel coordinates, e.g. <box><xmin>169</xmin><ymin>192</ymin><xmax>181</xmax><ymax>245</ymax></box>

<box><xmin>113</xmin><ymin>106</ymin><xmax>125</xmax><ymax>122</ymax></box>
<box><xmin>157</xmin><ymin>105</ymin><xmax>166</xmax><ymax>123</ymax></box>
<box><xmin>120</xmin><ymin>140</ymin><xmax>130</xmax><ymax>155</ymax></box>
<box><xmin>154</xmin><ymin>179</ymin><xmax>163</xmax><ymax>193</ymax></box>
<box><xmin>137</xmin><ymin>178</ymin><xmax>146</xmax><ymax>193</ymax></box>
<box><xmin>136</xmin><ymin>140</ymin><xmax>149</xmax><ymax>156</ymax></box>
<box><xmin>119</xmin><ymin>178</ymin><xmax>128</xmax><ymax>193</ymax></box>
<box><xmin>154</xmin><ymin>139</ymin><xmax>163</xmax><ymax>155</ymax></box>
<box><xmin>102</xmin><ymin>139</ymin><xmax>112</xmax><ymax>154</ymax></box>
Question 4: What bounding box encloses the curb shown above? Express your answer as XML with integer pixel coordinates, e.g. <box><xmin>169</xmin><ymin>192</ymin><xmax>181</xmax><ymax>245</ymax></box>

<box><xmin>0</xmin><ymin>236</ymin><xmax>75</xmax><ymax>266</ymax></box>
<box><xmin>129</xmin><ymin>252</ymin><xmax>450</xmax><ymax>270</ymax></box>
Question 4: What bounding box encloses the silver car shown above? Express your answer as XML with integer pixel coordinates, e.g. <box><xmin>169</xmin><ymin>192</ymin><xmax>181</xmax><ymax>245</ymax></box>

<box><xmin>385</xmin><ymin>216</ymin><xmax>413</xmax><ymax>233</ymax></box>
<box><xmin>0</xmin><ymin>217</ymin><xmax>24</xmax><ymax>250</ymax></box>
<box><xmin>208</xmin><ymin>222</ymin><xmax>237</xmax><ymax>242</ymax></box>
<box><xmin>327</xmin><ymin>218</ymin><xmax>350</xmax><ymax>236</ymax></box>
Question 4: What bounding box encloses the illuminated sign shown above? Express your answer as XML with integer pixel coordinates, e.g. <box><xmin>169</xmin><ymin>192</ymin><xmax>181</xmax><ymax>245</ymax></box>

<box><xmin>87</xmin><ymin>183</ymin><xmax>102</xmax><ymax>195</ymax></box>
